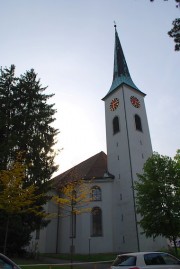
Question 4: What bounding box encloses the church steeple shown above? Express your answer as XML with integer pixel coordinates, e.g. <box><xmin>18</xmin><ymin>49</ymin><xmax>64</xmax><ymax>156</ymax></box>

<box><xmin>102</xmin><ymin>24</ymin><xmax>159</xmax><ymax>254</ymax></box>
<box><xmin>113</xmin><ymin>24</ymin><xmax>131</xmax><ymax>80</ymax></box>
<box><xmin>103</xmin><ymin>25</ymin><xmax>141</xmax><ymax>99</ymax></box>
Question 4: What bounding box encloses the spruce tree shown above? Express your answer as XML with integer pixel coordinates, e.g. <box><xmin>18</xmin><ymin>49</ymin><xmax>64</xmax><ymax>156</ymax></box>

<box><xmin>0</xmin><ymin>66</ymin><xmax>59</xmax><ymax>254</ymax></box>
<box><xmin>0</xmin><ymin>65</ymin><xmax>17</xmax><ymax>169</ymax></box>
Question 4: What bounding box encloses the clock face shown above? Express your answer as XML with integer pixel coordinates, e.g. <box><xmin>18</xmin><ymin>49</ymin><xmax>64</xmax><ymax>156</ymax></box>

<box><xmin>110</xmin><ymin>98</ymin><xmax>119</xmax><ymax>111</ymax></box>
<box><xmin>130</xmin><ymin>96</ymin><xmax>140</xmax><ymax>108</ymax></box>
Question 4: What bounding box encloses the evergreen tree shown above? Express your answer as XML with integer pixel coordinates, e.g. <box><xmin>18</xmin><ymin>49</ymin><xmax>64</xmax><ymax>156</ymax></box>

<box><xmin>0</xmin><ymin>65</ymin><xmax>17</xmax><ymax>168</ymax></box>
<box><xmin>0</xmin><ymin>65</ymin><xmax>59</xmax><ymax>254</ymax></box>
<box><xmin>168</xmin><ymin>18</ymin><xmax>180</xmax><ymax>51</ymax></box>
<box><xmin>14</xmin><ymin>69</ymin><xmax>58</xmax><ymax>186</ymax></box>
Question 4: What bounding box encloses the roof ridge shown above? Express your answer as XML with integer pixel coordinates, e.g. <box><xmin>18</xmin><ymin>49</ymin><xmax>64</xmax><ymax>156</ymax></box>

<box><xmin>52</xmin><ymin>151</ymin><xmax>106</xmax><ymax>182</ymax></box>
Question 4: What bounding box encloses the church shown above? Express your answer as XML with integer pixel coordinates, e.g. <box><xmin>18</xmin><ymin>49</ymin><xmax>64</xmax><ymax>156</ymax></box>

<box><xmin>31</xmin><ymin>26</ymin><xmax>167</xmax><ymax>254</ymax></box>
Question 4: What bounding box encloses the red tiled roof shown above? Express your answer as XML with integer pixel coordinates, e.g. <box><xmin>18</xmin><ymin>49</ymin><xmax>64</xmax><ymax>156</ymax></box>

<box><xmin>53</xmin><ymin>151</ymin><xmax>113</xmax><ymax>188</ymax></box>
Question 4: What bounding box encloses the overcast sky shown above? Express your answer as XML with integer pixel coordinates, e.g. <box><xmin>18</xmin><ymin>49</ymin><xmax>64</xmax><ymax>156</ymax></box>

<box><xmin>1</xmin><ymin>0</ymin><xmax>179</xmax><ymax>175</ymax></box>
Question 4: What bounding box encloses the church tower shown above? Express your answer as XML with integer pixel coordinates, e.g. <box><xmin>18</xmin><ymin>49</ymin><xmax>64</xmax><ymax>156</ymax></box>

<box><xmin>102</xmin><ymin>25</ymin><xmax>163</xmax><ymax>252</ymax></box>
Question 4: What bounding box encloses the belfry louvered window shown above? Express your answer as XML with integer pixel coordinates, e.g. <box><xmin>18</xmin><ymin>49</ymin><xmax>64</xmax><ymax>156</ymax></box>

<box><xmin>113</xmin><ymin>116</ymin><xmax>120</xmax><ymax>134</ymax></box>
<box><xmin>135</xmin><ymin>114</ymin><xmax>142</xmax><ymax>132</ymax></box>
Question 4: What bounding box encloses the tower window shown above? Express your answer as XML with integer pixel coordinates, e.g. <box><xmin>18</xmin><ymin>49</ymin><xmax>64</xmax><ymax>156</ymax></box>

<box><xmin>113</xmin><ymin>116</ymin><xmax>120</xmax><ymax>134</ymax></box>
<box><xmin>135</xmin><ymin>114</ymin><xmax>142</xmax><ymax>132</ymax></box>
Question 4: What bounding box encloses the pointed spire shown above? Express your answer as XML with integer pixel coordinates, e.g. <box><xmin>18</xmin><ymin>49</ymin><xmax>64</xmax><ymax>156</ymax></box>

<box><xmin>103</xmin><ymin>24</ymin><xmax>142</xmax><ymax>100</ymax></box>
<box><xmin>113</xmin><ymin>23</ymin><xmax>131</xmax><ymax>80</ymax></box>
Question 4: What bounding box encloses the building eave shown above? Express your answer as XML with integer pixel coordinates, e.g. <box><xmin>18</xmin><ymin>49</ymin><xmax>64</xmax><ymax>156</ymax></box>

<box><xmin>102</xmin><ymin>81</ymin><xmax>146</xmax><ymax>101</ymax></box>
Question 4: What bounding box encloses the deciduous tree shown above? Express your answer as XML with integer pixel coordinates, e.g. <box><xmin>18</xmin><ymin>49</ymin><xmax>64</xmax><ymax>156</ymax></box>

<box><xmin>0</xmin><ymin>154</ymin><xmax>47</xmax><ymax>254</ymax></box>
<box><xmin>134</xmin><ymin>151</ymin><xmax>180</xmax><ymax>254</ymax></box>
<box><xmin>53</xmin><ymin>175</ymin><xmax>92</xmax><ymax>265</ymax></box>
<box><xmin>168</xmin><ymin>18</ymin><xmax>180</xmax><ymax>51</ymax></box>
<box><xmin>150</xmin><ymin>0</ymin><xmax>180</xmax><ymax>51</ymax></box>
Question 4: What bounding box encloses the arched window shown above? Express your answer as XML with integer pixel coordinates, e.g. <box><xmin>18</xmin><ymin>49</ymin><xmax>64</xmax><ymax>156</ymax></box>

<box><xmin>135</xmin><ymin>114</ymin><xmax>142</xmax><ymax>132</ymax></box>
<box><xmin>91</xmin><ymin>207</ymin><xmax>102</xmax><ymax>236</ymax></box>
<box><xmin>91</xmin><ymin>186</ymin><xmax>101</xmax><ymax>201</ymax></box>
<box><xmin>113</xmin><ymin>116</ymin><xmax>120</xmax><ymax>134</ymax></box>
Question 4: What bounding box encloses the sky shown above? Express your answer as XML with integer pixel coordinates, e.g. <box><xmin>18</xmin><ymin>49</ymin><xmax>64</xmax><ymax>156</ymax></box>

<box><xmin>1</xmin><ymin>0</ymin><xmax>179</xmax><ymax>176</ymax></box>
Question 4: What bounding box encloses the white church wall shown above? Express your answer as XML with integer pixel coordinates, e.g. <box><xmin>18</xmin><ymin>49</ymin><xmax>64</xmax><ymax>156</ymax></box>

<box><xmin>29</xmin><ymin>192</ymin><xmax>59</xmax><ymax>254</ymax></box>
<box><xmin>57</xmin><ymin>179</ymin><xmax>114</xmax><ymax>254</ymax></box>
<box><xmin>43</xmin><ymin>198</ymin><xmax>59</xmax><ymax>253</ymax></box>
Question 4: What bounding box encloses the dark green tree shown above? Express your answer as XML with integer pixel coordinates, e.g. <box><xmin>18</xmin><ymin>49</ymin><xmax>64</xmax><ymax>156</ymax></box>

<box><xmin>0</xmin><ymin>65</ymin><xmax>59</xmax><ymax>254</ymax></box>
<box><xmin>134</xmin><ymin>151</ymin><xmax>180</xmax><ymax>254</ymax></box>
<box><xmin>150</xmin><ymin>0</ymin><xmax>180</xmax><ymax>8</ymax></box>
<box><xmin>150</xmin><ymin>0</ymin><xmax>180</xmax><ymax>51</ymax></box>
<box><xmin>14</xmin><ymin>68</ymin><xmax>58</xmax><ymax>186</ymax></box>
<box><xmin>168</xmin><ymin>18</ymin><xmax>180</xmax><ymax>51</ymax></box>
<box><xmin>0</xmin><ymin>65</ymin><xmax>17</xmax><ymax>168</ymax></box>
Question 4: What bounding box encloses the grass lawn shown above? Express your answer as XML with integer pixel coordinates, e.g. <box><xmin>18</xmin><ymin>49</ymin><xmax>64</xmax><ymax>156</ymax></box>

<box><xmin>40</xmin><ymin>252</ymin><xmax>116</xmax><ymax>262</ymax></box>
<box><xmin>12</xmin><ymin>253</ymin><xmax>115</xmax><ymax>269</ymax></box>
<box><xmin>11</xmin><ymin>249</ymin><xmax>180</xmax><ymax>269</ymax></box>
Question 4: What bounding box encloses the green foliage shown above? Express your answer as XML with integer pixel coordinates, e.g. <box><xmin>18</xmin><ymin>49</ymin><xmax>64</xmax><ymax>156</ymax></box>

<box><xmin>135</xmin><ymin>151</ymin><xmax>180</xmax><ymax>248</ymax></box>
<box><xmin>0</xmin><ymin>65</ymin><xmax>59</xmax><ymax>254</ymax></box>
<box><xmin>0</xmin><ymin>154</ymin><xmax>49</xmax><ymax>254</ymax></box>
<box><xmin>53</xmin><ymin>178</ymin><xmax>92</xmax><ymax>216</ymax></box>
<box><xmin>0</xmin><ymin>65</ymin><xmax>17</xmax><ymax>167</ymax></box>
<box><xmin>150</xmin><ymin>0</ymin><xmax>180</xmax><ymax>8</ymax></box>
<box><xmin>150</xmin><ymin>0</ymin><xmax>180</xmax><ymax>51</ymax></box>
<box><xmin>0</xmin><ymin>154</ymin><xmax>39</xmax><ymax>214</ymax></box>
<box><xmin>53</xmin><ymin>175</ymin><xmax>92</xmax><ymax>264</ymax></box>
<box><xmin>168</xmin><ymin>18</ymin><xmax>180</xmax><ymax>51</ymax></box>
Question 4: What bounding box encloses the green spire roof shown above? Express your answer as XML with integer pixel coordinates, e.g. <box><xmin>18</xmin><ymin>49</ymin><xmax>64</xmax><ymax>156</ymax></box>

<box><xmin>103</xmin><ymin>26</ymin><xmax>144</xmax><ymax>100</ymax></box>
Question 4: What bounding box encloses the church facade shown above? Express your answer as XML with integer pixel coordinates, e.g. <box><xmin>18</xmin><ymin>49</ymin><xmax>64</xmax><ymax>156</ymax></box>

<box><xmin>31</xmin><ymin>26</ymin><xmax>167</xmax><ymax>254</ymax></box>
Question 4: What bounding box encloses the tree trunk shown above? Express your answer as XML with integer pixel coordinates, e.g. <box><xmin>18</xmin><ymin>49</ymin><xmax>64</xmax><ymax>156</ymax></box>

<box><xmin>3</xmin><ymin>215</ymin><xmax>10</xmax><ymax>255</ymax></box>
<box><xmin>172</xmin><ymin>236</ymin><xmax>178</xmax><ymax>255</ymax></box>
